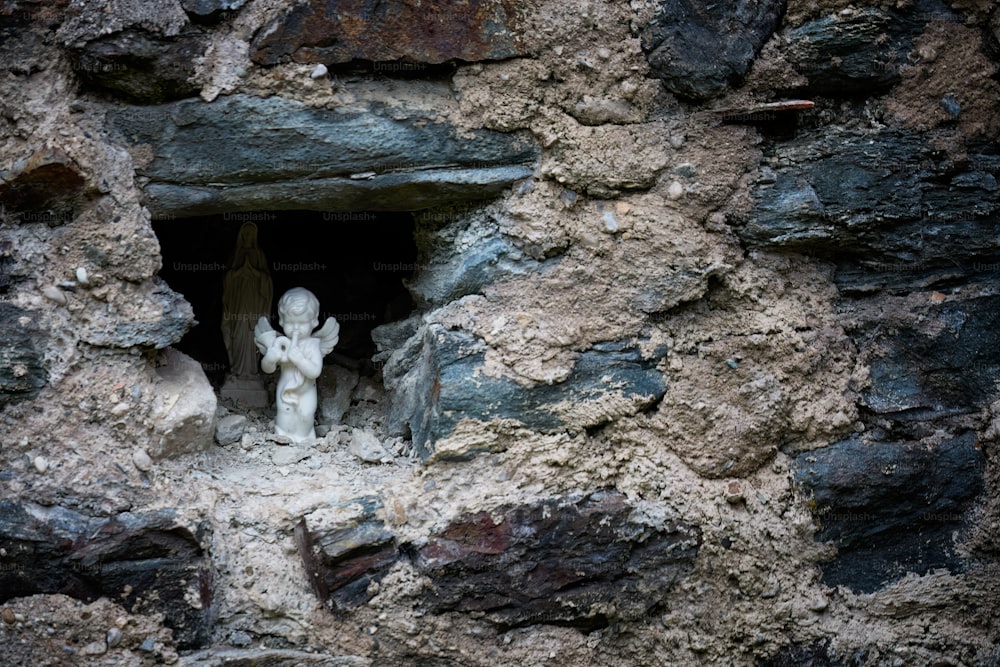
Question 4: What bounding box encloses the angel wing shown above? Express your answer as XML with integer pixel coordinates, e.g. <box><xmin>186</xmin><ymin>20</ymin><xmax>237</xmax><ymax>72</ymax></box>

<box><xmin>313</xmin><ymin>316</ymin><xmax>340</xmax><ymax>356</ymax></box>
<box><xmin>254</xmin><ymin>316</ymin><xmax>278</xmax><ymax>355</ymax></box>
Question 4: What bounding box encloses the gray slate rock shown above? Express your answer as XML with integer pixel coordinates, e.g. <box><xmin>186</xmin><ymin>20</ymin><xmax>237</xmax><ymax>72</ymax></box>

<box><xmin>214</xmin><ymin>414</ymin><xmax>247</xmax><ymax>445</ymax></box>
<box><xmin>743</xmin><ymin>129</ymin><xmax>1000</xmax><ymax>283</ymax></box>
<box><xmin>0</xmin><ymin>304</ymin><xmax>47</xmax><ymax>408</ymax></box>
<box><xmin>295</xmin><ymin>496</ymin><xmax>398</xmax><ymax>611</ymax></box>
<box><xmin>371</xmin><ymin>315</ymin><xmax>421</xmax><ymax>364</ymax></box>
<box><xmin>181</xmin><ymin>0</ymin><xmax>247</xmax><ymax>20</ymax></box>
<box><xmin>79</xmin><ymin>278</ymin><xmax>193</xmax><ymax>349</ymax></box>
<box><xmin>70</xmin><ymin>29</ymin><xmax>207</xmax><ymax>103</ymax></box>
<box><xmin>795</xmin><ymin>432</ymin><xmax>983</xmax><ymax>593</ymax></box>
<box><xmin>178</xmin><ymin>649</ymin><xmax>367</xmax><ymax>666</ymax></box>
<box><xmin>105</xmin><ymin>94</ymin><xmax>539</xmax><ymax>219</ymax></box>
<box><xmin>859</xmin><ymin>295</ymin><xmax>1000</xmax><ymax>418</ymax></box>
<box><xmin>348</xmin><ymin>428</ymin><xmax>386</xmax><ymax>463</ymax></box>
<box><xmin>407</xmin><ymin>234</ymin><xmax>541</xmax><ymax>306</ymax></box>
<box><xmin>640</xmin><ymin>0</ymin><xmax>785</xmax><ymax>100</ymax></box>
<box><xmin>0</xmin><ymin>500</ymin><xmax>213</xmax><ymax>648</ymax></box>
<box><xmin>386</xmin><ymin>325</ymin><xmax>667</xmax><ymax>458</ymax></box>
<box><xmin>272</xmin><ymin>445</ymin><xmax>310</xmax><ymax>466</ymax></box>
<box><xmin>781</xmin><ymin>1</ymin><xmax>956</xmax><ymax>95</ymax></box>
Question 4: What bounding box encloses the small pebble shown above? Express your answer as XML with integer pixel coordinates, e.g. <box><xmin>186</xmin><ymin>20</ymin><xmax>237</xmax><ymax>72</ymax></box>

<box><xmin>33</xmin><ymin>456</ymin><xmax>48</xmax><ymax>474</ymax></box>
<box><xmin>559</xmin><ymin>189</ymin><xmax>578</xmax><ymax>208</ymax></box>
<box><xmin>75</xmin><ymin>266</ymin><xmax>90</xmax><ymax>286</ymax></box>
<box><xmin>132</xmin><ymin>449</ymin><xmax>152</xmax><ymax>472</ymax></box>
<box><xmin>106</xmin><ymin>627</ymin><xmax>122</xmax><ymax>648</ymax></box>
<box><xmin>2</xmin><ymin>608</ymin><xmax>15</xmax><ymax>624</ymax></box>
<box><xmin>349</xmin><ymin>428</ymin><xmax>387</xmax><ymax>463</ymax></box>
<box><xmin>675</xmin><ymin>162</ymin><xmax>696</xmax><ymax>178</ymax></box>
<box><xmin>42</xmin><ymin>285</ymin><xmax>67</xmax><ymax>305</ymax></box>
<box><xmin>667</xmin><ymin>181</ymin><xmax>684</xmax><ymax>200</ymax></box>
<box><xmin>215</xmin><ymin>414</ymin><xmax>247</xmax><ymax>446</ymax></box>
<box><xmin>272</xmin><ymin>445</ymin><xmax>309</xmax><ymax>466</ymax></box>
<box><xmin>139</xmin><ymin>636</ymin><xmax>156</xmax><ymax>652</ymax></box>
<box><xmin>809</xmin><ymin>596</ymin><xmax>829</xmax><ymax>612</ymax></box>
<box><xmin>669</xmin><ymin>134</ymin><xmax>685</xmax><ymax>149</ymax></box>
<box><xmin>602</xmin><ymin>211</ymin><xmax>619</xmax><ymax>233</ymax></box>
<box><xmin>726</xmin><ymin>358</ymin><xmax>739</xmax><ymax>369</ymax></box>
<box><xmin>939</xmin><ymin>95</ymin><xmax>961</xmax><ymax>118</ymax></box>
<box><xmin>81</xmin><ymin>640</ymin><xmax>107</xmax><ymax>656</ymax></box>
<box><xmin>724</xmin><ymin>480</ymin><xmax>744</xmax><ymax>504</ymax></box>
<box><xmin>310</xmin><ymin>63</ymin><xmax>328</xmax><ymax>79</ymax></box>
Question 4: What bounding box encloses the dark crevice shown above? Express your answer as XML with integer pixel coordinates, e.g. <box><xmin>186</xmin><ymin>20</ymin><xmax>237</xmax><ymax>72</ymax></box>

<box><xmin>152</xmin><ymin>210</ymin><xmax>417</xmax><ymax>386</ymax></box>
<box><xmin>327</xmin><ymin>59</ymin><xmax>459</xmax><ymax>80</ymax></box>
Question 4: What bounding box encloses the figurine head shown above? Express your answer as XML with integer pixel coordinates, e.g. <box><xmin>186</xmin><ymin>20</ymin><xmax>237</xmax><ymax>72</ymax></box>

<box><xmin>277</xmin><ymin>287</ymin><xmax>320</xmax><ymax>337</ymax></box>
<box><xmin>237</xmin><ymin>221</ymin><xmax>258</xmax><ymax>248</ymax></box>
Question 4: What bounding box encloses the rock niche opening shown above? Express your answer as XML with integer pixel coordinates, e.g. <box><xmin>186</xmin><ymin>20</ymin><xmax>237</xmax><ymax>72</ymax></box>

<box><xmin>153</xmin><ymin>210</ymin><xmax>417</xmax><ymax>427</ymax></box>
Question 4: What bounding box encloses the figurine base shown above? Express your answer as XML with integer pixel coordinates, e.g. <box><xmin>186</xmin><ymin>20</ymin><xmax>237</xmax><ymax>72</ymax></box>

<box><xmin>221</xmin><ymin>376</ymin><xmax>269</xmax><ymax>409</ymax></box>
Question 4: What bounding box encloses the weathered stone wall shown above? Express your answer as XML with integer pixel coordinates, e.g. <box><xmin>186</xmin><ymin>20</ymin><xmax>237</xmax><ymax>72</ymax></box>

<box><xmin>1</xmin><ymin>0</ymin><xmax>999</xmax><ymax>665</ymax></box>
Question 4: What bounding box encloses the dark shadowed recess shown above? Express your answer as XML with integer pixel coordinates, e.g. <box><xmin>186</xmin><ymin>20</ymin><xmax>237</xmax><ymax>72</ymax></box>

<box><xmin>153</xmin><ymin>210</ymin><xmax>416</xmax><ymax>386</ymax></box>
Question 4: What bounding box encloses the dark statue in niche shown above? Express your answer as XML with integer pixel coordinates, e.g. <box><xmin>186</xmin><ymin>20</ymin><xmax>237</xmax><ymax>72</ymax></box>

<box><xmin>220</xmin><ymin>222</ymin><xmax>272</xmax><ymax>408</ymax></box>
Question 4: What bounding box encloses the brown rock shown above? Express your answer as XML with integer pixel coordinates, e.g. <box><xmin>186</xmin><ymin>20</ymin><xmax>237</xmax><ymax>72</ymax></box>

<box><xmin>417</xmin><ymin>490</ymin><xmax>702</xmax><ymax>630</ymax></box>
<box><xmin>251</xmin><ymin>0</ymin><xmax>528</xmax><ymax>67</ymax></box>
<box><xmin>725</xmin><ymin>480</ymin><xmax>744</xmax><ymax>504</ymax></box>
<box><xmin>1</xmin><ymin>607</ymin><xmax>15</xmax><ymax>624</ymax></box>
<box><xmin>0</xmin><ymin>0</ymin><xmax>70</xmax><ymax>29</ymax></box>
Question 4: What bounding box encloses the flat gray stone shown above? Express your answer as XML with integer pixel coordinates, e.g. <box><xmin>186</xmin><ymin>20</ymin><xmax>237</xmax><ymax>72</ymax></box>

<box><xmin>181</xmin><ymin>0</ymin><xmax>247</xmax><ymax>17</ymax></box>
<box><xmin>272</xmin><ymin>445</ymin><xmax>310</xmax><ymax>466</ymax></box>
<box><xmin>105</xmin><ymin>94</ymin><xmax>538</xmax><ymax>218</ymax></box>
<box><xmin>214</xmin><ymin>414</ymin><xmax>247</xmax><ymax>446</ymax></box>
<box><xmin>349</xmin><ymin>428</ymin><xmax>386</xmax><ymax>463</ymax></box>
<box><xmin>177</xmin><ymin>648</ymin><xmax>367</xmax><ymax>666</ymax></box>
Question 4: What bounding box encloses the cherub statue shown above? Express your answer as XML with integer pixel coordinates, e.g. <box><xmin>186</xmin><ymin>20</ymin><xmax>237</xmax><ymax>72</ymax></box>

<box><xmin>254</xmin><ymin>287</ymin><xmax>339</xmax><ymax>443</ymax></box>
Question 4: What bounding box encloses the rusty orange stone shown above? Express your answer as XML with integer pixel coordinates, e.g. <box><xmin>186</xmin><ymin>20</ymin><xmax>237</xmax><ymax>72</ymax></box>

<box><xmin>251</xmin><ymin>0</ymin><xmax>530</xmax><ymax>66</ymax></box>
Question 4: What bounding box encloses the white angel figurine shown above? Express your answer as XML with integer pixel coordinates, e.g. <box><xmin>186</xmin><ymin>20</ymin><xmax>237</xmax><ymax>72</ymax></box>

<box><xmin>254</xmin><ymin>287</ymin><xmax>339</xmax><ymax>443</ymax></box>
